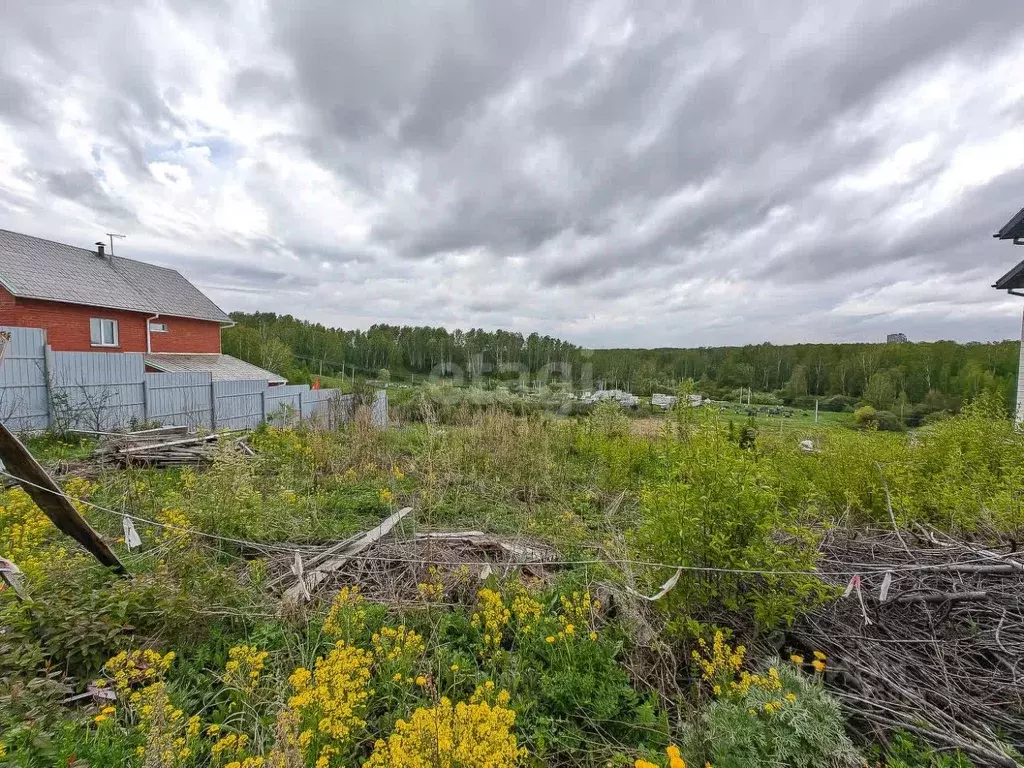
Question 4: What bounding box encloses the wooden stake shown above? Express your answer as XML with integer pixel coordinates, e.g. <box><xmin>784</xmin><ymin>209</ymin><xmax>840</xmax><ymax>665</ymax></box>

<box><xmin>0</xmin><ymin>422</ymin><xmax>125</xmax><ymax>573</ymax></box>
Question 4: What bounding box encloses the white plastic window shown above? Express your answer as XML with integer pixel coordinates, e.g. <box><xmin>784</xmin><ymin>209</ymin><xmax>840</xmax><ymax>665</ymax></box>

<box><xmin>89</xmin><ymin>318</ymin><xmax>119</xmax><ymax>346</ymax></box>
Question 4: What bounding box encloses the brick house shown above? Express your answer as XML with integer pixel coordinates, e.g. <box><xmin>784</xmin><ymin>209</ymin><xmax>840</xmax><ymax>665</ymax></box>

<box><xmin>0</xmin><ymin>229</ymin><xmax>284</xmax><ymax>383</ymax></box>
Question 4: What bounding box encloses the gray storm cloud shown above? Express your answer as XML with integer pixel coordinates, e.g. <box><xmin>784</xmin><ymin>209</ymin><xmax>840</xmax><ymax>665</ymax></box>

<box><xmin>0</xmin><ymin>0</ymin><xmax>1023</xmax><ymax>347</ymax></box>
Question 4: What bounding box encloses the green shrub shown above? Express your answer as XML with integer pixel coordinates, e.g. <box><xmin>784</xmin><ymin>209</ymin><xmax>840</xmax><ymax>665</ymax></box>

<box><xmin>853</xmin><ymin>405</ymin><xmax>876</xmax><ymax>426</ymax></box>
<box><xmin>633</xmin><ymin>414</ymin><xmax>824</xmax><ymax>629</ymax></box>
<box><xmin>876</xmin><ymin>730</ymin><xmax>975</xmax><ymax>767</ymax></box>
<box><xmin>853</xmin><ymin>406</ymin><xmax>903</xmax><ymax>431</ymax></box>
<box><xmin>820</xmin><ymin>394</ymin><xmax>857</xmax><ymax>413</ymax></box>
<box><xmin>589</xmin><ymin>401</ymin><xmax>631</xmax><ymax>439</ymax></box>
<box><xmin>686</xmin><ymin>660</ymin><xmax>861</xmax><ymax>768</ymax></box>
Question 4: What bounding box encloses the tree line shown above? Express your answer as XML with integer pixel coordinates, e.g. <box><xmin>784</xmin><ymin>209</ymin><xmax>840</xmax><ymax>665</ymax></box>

<box><xmin>223</xmin><ymin>312</ymin><xmax>1018</xmax><ymax>410</ymax></box>
<box><xmin>222</xmin><ymin>312</ymin><xmax>585</xmax><ymax>384</ymax></box>
<box><xmin>589</xmin><ymin>341</ymin><xmax>1019</xmax><ymax>409</ymax></box>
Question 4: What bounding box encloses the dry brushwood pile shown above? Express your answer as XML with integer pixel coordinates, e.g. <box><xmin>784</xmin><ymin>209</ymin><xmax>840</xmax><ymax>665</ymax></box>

<box><xmin>90</xmin><ymin>425</ymin><xmax>254</xmax><ymax>468</ymax></box>
<box><xmin>268</xmin><ymin>519</ymin><xmax>558</xmax><ymax>605</ymax></box>
<box><xmin>796</xmin><ymin>527</ymin><xmax>1024</xmax><ymax>767</ymax></box>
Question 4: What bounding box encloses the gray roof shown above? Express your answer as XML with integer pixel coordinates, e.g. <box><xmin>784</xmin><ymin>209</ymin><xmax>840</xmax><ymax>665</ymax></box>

<box><xmin>144</xmin><ymin>353</ymin><xmax>287</xmax><ymax>384</ymax></box>
<box><xmin>994</xmin><ymin>207</ymin><xmax>1024</xmax><ymax>241</ymax></box>
<box><xmin>0</xmin><ymin>229</ymin><xmax>231</xmax><ymax>323</ymax></box>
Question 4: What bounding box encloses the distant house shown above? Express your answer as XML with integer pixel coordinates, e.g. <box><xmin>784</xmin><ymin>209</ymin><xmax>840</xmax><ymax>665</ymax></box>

<box><xmin>992</xmin><ymin>206</ymin><xmax>1024</xmax><ymax>421</ymax></box>
<box><xmin>886</xmin><ymin>333</ymin><xmax>908</xmax><ymax>344</ymax></box>
<box><xmin>0</xmin><ymin>229</ymin><xmax>284</xmax><ymax>383</ymax></box>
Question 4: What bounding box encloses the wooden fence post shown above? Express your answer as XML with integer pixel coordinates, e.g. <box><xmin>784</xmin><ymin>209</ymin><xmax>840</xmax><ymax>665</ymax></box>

<box><xmin>210</xmin><ymin>380</ymin><xmax>218</xmax><ymax>430</ymax></box>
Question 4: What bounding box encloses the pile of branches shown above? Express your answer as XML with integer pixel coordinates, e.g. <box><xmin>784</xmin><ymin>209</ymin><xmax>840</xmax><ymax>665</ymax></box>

<box><xmin>91</xmin><ymin>426</ymin><xmax>254</xmax><ymax>468</ymax></box>
<box><xmin>267</xmin><ymin>521</ymin><xmax>558</xmax><ymax>606</ymax></box>
<box><xmin>795</xmin><ymin>526</ymin><xmax>1024</xmax><ymax>766</ymax></box>
<box><xmin>321</xmin><ymin>532</ymin><xmax>557</xmax><ymax>604</ymax></box>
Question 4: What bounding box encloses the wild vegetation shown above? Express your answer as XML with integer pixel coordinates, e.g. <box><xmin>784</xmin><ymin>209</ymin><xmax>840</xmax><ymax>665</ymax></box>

<box><xmin>223</xmin><ymin>313</ymin><xmax>1016</xmax><ymax>415</ymax></box>
<box><xmin>1</xmin><ymin>392</ymin><xmax>1021</xmax><ymax>766</ymax></box>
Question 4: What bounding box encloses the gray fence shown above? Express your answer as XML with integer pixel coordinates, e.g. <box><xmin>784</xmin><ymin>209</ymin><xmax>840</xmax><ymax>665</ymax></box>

<box><xmin>0</xmin><ymin>326</ymin><xmax>48</xmax><ymax>432</ymax></box>
<box><xmin>50</xmin><ymin>351</ymin><xmax>147</xmax><ymax>432</ymax></box>
<box><xmin>145</xmin><ymin>372</ymin><xmax>213</xmax><ymax>429</ymax></box>
<box><xmin>0</xmin><ymin>326</ymin><xmax>386</xmax><ymax>433</ymax></box>
<box><xmin>210</xmin><ymin>379</ymin><xmax>266</xmax><ymax>430</ymax></box>
<box><xmin>264</xmin><ymin>384</ymin><xmax>308</xmax><ymax>427</ymax></box>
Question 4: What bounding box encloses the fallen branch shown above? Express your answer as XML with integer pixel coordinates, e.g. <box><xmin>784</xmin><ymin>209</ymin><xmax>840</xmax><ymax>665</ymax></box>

<box><xmin>283</xmin><ymin>507</ymin><xmax>413</xmax><ymax>603</ymax></box>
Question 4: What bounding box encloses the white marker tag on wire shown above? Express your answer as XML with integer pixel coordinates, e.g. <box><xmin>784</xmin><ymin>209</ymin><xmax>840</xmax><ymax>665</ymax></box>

<box><xmin>624</xmin><ymin>567</ymin><xmax>683</xmax><ymax>602</ymax></box>
<box><xmin>122</xmin><ymin>516</ymin><xmax>142</xmax><ymax>550</ymax></box>
<box><xmin>879</xmin><ymin>571</ymin><xmax>893</xmax><ymax>603</ymax></box>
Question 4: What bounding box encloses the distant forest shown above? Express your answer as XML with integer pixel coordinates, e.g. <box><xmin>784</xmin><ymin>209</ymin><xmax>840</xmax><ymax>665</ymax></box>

<box><xmin>223</xmin><ymin>312</ymin><xmax>1018</xmax><ymax>412</ymax></box>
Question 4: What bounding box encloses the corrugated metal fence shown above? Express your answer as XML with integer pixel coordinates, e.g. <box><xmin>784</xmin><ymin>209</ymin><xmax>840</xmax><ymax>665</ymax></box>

<box><xmin>145</xmin><ymin>372</ymin><xmax>213</xmax><ymax>429</ymax></box>
<box><xmin>50</xmin><ymin>351</ymin><xmax>147</xmax><ymax>431</ymax></box>
<box><xmin>0</xmin><ymin>326</ymin><xmax>385</xmax><ymax>433</ymax></box>
<box><xmin>0</xmin><ymin>326</ymin><xmax>48</xmax><ymax>432</ymax></box>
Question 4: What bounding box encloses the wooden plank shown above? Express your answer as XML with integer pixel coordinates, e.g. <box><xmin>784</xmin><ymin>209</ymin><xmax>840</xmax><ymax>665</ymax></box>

<box><xmin>284</xmin><ymin>507</ymin><xmax>412</xmax><ymax>603</ymax></box>
<box><xmin>0</xmin><ymin>421</ymin><xmax>125</xmax><ymax>573</ymax></box>
<box><xmin>414</xmin><ymin>531</ymin><xmax>552</xmax><ymax>561</ymax></box>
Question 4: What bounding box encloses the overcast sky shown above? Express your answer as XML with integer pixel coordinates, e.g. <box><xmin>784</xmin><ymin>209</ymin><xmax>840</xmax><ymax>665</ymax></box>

<box><xmin>2</xmin><ymin>1</ymin><xmax>1024</xmax><ymax>348</ymax></box>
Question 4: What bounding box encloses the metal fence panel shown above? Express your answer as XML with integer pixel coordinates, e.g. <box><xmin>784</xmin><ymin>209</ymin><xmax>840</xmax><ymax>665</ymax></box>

<box><xmin>300</xmin><ymin>388</ymin><xmax>338</xmax><ymax>419</ymax></box>
<box><xmin>213</xmin><ymin>379</ymin><xmax>268</xmax><ymax>430</ymax></box>
<box><xmin>0</xmin><ymin>326</ymin><xmax>390</xmax><ymax>435</ymax></box>
<box><xmin>300</xmin><ymin>389</ymin><xmax>356</xmax><ymax>428</ymax></box>
<box><xmin>371</xmin><ymin>390</ymin><xmax>388</xmax><ymax>429</ymax></box>
<box><xmin>0</xmin><ymin>326</ymin><xmax>49</xmax><ymax>431</ymax></box>
<box><xmin>145</xmin><ymin>372</ymin><xmax>213</xmax><ymax>428</ymax></box>
<box><xmin>50</xmin><ymin>351</ymin><xmax>146</xmax><ymax>431</ymax></box>
<box><xmin>264</xmin><ymin>384</ymin><xmax>308</xmax><ymax>427</ymax></box>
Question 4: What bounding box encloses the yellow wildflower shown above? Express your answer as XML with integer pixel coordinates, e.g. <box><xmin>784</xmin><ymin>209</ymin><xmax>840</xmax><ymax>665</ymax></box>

<box><xmin>790</xmin><ymin>654</ymin><xmax>804</xmax><ymax>664</ymax></box>
<box><xmin>372</xmin><ymin>625</ymin><xmax>426</xmax><ymax>663</ymax></box>
<box><xmin>813</xmin><ymin>650</ymin><xmax>827</xmax><ymax>661</ymax></box>
<box><xmin>224</xmin><ymin>644</ymin><xmax>268</xmax><ymax>694</ymax></box>
<box><xmin>287</xmin><ymin>641</ymin><xmax>373</xmax><ymax>744</ymax></box>
<box><xmin>324</xmin><ymin>586</ymin><xmax>367</xmax><ymax>641</ymax></box>
<box><xmin>362</xmin><ymin>693</ymin><xmax>526</xmax><ymax>767</ymax></box>
<box><xmin>471</xmin><ymin>588</ymin><xmax>510</xmax><ymax>655</ymax></box>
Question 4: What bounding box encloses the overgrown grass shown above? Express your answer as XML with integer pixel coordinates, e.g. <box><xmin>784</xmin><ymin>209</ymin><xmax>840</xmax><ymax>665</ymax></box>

<box><xmin>3</xmin><ymin>393</ymin><xmax>1016</xmax><ymax>765</ymax></box>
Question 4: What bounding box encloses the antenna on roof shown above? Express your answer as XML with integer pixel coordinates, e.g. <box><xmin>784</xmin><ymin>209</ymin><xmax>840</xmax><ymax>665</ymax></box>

<box><xmin>105</xmin><ymin>233</ymin><xmax>126</xmax><ymax>256</ymax></box>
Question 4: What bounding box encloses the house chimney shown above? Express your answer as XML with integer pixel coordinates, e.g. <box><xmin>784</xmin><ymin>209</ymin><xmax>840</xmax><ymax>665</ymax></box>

<box><xmin>95</xmin><ymin>241</ymin><xmax>105</xmax><ymax>259</ymax></box>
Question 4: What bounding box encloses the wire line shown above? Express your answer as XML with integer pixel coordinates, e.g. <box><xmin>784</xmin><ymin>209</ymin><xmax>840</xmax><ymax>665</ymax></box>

<box><xmin>3</xmin><ymin>469</ymin><xmax>1020</xmax><ymax>579</ymax></box>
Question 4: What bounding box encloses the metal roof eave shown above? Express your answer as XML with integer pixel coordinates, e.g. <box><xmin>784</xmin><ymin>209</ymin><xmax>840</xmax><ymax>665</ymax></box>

<box><xmin>3</xmin><ymin>290</ymin><xmax>232</xmax><ymax>324</ymax></box>
<box><xmin>994</xmin><ymin>207</ymin><xmax>1024</xmax><ymax>241</ymax></box>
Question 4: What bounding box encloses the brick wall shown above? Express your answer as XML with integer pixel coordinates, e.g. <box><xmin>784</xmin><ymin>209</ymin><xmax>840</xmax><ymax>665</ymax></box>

<box><xmin>0</xmin><ymin>286</ymin><xmax>222</xmax><ymax>353</ymax></box>
<box><xmin>149</xmin><ymin>315</ymin><xmax>222</xmax><ymax>353</ymax></box>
